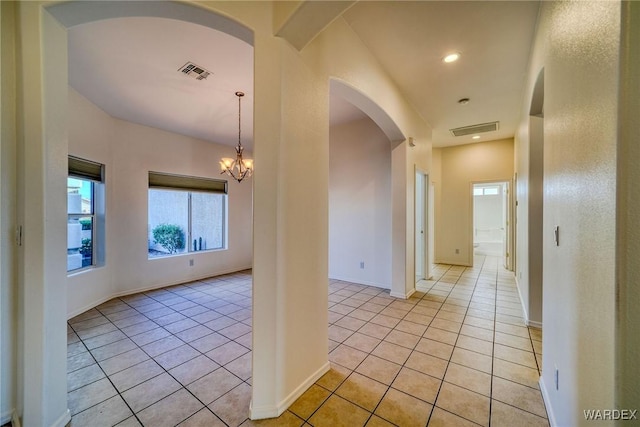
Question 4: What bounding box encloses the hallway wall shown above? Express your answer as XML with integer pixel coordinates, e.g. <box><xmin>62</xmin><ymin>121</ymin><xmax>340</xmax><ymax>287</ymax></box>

<box><xmin>432</xmin><ymin>138</ymin><xmax>514</xmax><ymax>266</ymax></box>
<box><xmin>329</xmin><ymin>116</ymin><xmax>392</xmax><ymax>288</ymax></box>
<box><xmin>67</xmin><ymin>88</ymin><xmax>254</xmax><ymax>317</ymax></box>
<box><xmin>515</xmin><ymin>1</ymin><xmax>621</xmax><ymax>425</ymax></box>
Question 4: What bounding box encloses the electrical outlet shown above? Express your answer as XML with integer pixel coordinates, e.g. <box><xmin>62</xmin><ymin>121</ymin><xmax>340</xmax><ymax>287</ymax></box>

<box><xmin>455</xmin><ymin>248</ymin><xmax>460</xmax><ymax>254</ymax></box>
<box><xmin>554</xmin><ymin>365</ymin><xmax>559</xmax><ymax>390</ymax></box>
<box><xmin>189</xmin><ymin>259</ymin><xmax>194</xmax><ymax>267</ymax></box>
<box><xmin>360</xmin><ymin>261</ymin><xmax>365</xmax><ymax>269</ymax></box>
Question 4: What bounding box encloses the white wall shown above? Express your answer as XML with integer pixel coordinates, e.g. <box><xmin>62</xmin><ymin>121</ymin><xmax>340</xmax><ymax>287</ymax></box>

<box><xmin>515</xmin><ymin>2</ymin><xmax>621</xmax><ymax>425</ymax></box>
<box><xmin>329</xmin><ymin>116</ymin><xmax>391</xmax><ymax>288</ymax></box>
<box><xmin>67</xmin><ymin>87</ymin><xmax>253</xmax><ymax>317</ymax></box>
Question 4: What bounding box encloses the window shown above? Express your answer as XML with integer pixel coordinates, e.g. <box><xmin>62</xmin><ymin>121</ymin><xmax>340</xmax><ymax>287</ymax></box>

<box><xmin>474</xmin><ymin>186</ymin><xmax>501</xmax><ymax>196</ymax></box>
<box><xmin>68</xmin><ymin>156</ymin><xmax>104</xmax><ymax>272</ymax></box>
<box><xmin>148</xmin><ymin>172</ymin><xmax>227</xmax><ymax>258</ymax></box>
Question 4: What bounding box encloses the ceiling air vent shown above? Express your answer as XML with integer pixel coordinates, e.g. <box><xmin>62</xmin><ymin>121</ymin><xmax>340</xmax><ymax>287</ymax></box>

<box><xmin>450</xmin><ymin>121</ymin><xmax>499</xmax><ymax>137</ymax></box>
<box><xmin>178</xmin><ymin>62</ymin><xmax>211</xmax><ymax>81</ymax></box>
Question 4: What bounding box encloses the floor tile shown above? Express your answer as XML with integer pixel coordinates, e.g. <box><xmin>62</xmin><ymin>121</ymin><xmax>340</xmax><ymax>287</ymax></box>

<box><xmin>491</xmin><ymin>377</ymin><xmax>548</xmax><ymax>418</ymax></box>
<box><xmin>121</xmin><ymin>372</ymin><xmax>182</xmax><ymax>412</ymax></box>
<box><xmin>208</xmin><ymin>383</ymin><xmax>252</xmax><ymax>426</ymax></box>
<box><xmin>110</xmin><ymin>359</ymin><xmax>164</xmax><ymax>392</ymax></box>
<box><xmin>405</xmin><ymin>350</ymin><xmax>449</xmax><ymax>379</ymax></box>
<box><xmin>137</xmin><ymin>389</ymin><xmax>204</xmax><ymax>427</ymax></box>
<box><xmin>343</xmin><ymin>332</ymin><xmax>381</xmax><ymax>353</ymax></box>
<box><xmin>68</xmin><ymin>377</ymin><xmax>118</xmax><ymax>415</ymax></box>
<box><xmin>435</xmin><ymin>382</ymin><xmax>490</xmax><ymax>426</ymax></box>
<box><xmin>335</xmin><ymin>372</ymin><xmax>387</xmax><ymax>411</ymax></box>
<box><xmin>371</xmin><ymin>341</ymin><xmax>412</xmax><ymax>365</ymax></box>
<box><xmin>427</xmin><ymin>407</ymin><xmax>480</xmax><ymax>427</ymax></box>
<box><xmin>177</xmin><ymin>408</ymin><xmax>227</xmax><ymax>427</ymax></box>
<box><xmin>355</xmin><ymin>355</ymin><xmax>401</xmax><ymax>385</ymax></box>
<box><xmin>289</xmin><ymin>384</ymin><xmax>331</xmax><ymax>419</ymax></box>
<box><xmin>187</xmin><ymin>368</ymin><xmax>242</xmax><ymax>405</ymax></box>
<box><xmin>329</xmin><ymin>344</ymin><xmax>368</xmax><ymax>370</ymax></box>
<box><xmin>490</xmin><ymin>400</ymin><xmax>550</xmax><ymax>427</ymax></box>
<box><xmin>67</xmin><ymin>363</ymin><xmax>105</xmax><ymax>392</ymax></box>
<box><xmin>309</xmin><ymin>395</ymin><xmax>371</xmax><ymax>427</ymax></box>
<box><xmin>391</xmin><ymin>367</ymin><xmax>441</xmax><ymax>404</ymax></box>
<box><xmin>415</xmin><ymin>338</ymin><xmax>454</xmax><ymax>360</ymax></box>
<box><xmin>69</xmin><ymin>395</ymin><xmax>132</xmax><ymax>427</ymax></box>
<box><xmin>444</xmin><ymin>362</ymin><xmax>491</xmax><ymax>396</ymax></box>
<box><xmin>375</xmin><ymin>388</ymin><xmax>433</xmax><ymax>427</ymax></box>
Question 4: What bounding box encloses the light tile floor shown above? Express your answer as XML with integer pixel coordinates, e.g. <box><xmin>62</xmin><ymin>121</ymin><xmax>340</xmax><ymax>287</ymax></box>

<box><xmin>67</xmin><ymin>255</ymin><xmax>547</xmax><ymax>426</ymax></box>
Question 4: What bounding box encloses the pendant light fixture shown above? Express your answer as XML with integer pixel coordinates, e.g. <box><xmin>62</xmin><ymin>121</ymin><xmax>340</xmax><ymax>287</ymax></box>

<box><xmin>220</xmin><ymin>91</ymin><xmax>253</xmax><ymax>182</ymax></box>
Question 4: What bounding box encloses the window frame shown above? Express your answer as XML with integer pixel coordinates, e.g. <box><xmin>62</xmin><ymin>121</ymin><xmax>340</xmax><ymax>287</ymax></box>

<box><xmin>148</xmin><ymin>172</ymin><xmax>228</xmax><ymax>259</ymax></box>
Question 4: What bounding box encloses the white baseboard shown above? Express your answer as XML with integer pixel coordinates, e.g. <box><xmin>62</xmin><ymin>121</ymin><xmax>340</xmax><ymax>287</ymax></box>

<box><xmin>539</xmin><ymin>376</ymin><xmax>556</xmax><ymax>427</ymax></box>
<box><xmin>328</xmin><ymin>275</ymin><xmax>390</xmax><ymax>290</ymax></box>
<box><xmin>390</xmin><ymin>288</ymin><xmax>416</xmax><ymax>299</ymax></box>
<box><xmin>51</xmin><ymin>409</ymin><xmax>70</xmax><ymax>427</ymax></box>
<box><xmin>514</xmin><ymin>277</ymin><xmax>530</xmax><ymax>323</ymax></box>
<box><xmin>1</xmin><ymin>409</ymin><xmax>13</xmax><ymax>425</ymax></box>
<box><xmin>67</xmin><ymin>265</ymin><xmax>252</xmax><ymax>319</ymax></box>
<box><xmin>527</xmin><ymin>319</ymin><xmax>542</xmax><ymax>328</ymax></box>
<box><xmin>250</xmin><ymin>361</ymin><xmax>330</xmax><ymax>420</ymax></box>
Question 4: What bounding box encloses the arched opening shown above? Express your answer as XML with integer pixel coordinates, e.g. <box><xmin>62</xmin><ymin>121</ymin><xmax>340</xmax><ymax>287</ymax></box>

<box><xmin>23</xmin><ymin>3</ymin><xmax>255</xmax><ymax>425</ymax></box>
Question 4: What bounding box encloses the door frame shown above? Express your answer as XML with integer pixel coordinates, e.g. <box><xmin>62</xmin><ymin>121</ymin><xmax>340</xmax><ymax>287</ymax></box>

<box><xmin>414</xmin><ymin>167</ymin><xmax>429</xmax><ymax>282</ymax></box>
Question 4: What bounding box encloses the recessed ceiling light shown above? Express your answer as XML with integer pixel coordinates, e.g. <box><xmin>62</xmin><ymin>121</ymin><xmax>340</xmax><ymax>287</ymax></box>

<box><xmin>443</xmin><ymin>52</ymin><xmax>461</xmax><ymax>63</ymax></box>
<box><xmin>472</xmin><ymin>135</ymin><xmax>481</xmax><ymax>140</ymax></box>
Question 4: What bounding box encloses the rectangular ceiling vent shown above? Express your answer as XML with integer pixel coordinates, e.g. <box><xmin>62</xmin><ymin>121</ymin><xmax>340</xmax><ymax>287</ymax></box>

<box><xmin>178</xmin><ymin>62</ymin><xmax>211</xmax><ymax>81</ymax></box>
<box><xmin>450</xmin><ymin>121</ymin><xmax>499</xmax><ymax>137</ymax></box>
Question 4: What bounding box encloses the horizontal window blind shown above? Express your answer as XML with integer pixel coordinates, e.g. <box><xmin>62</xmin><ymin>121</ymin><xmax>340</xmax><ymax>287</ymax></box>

<box><xmin>149</xmin><ymin>171</ymin><xmax>227</xmax><ymax>194</ymax></box>
<box><xmin>68</xmin><ymin>156</ymin><xmax>104</xmax><ymax>182</ymax></box>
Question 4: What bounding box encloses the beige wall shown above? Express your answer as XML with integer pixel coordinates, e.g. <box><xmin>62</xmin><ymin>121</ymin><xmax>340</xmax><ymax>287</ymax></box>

<box><xmin>616</xmin><ymin>0</ymin><xmax>640</xmax><ymax>411</ymax></box>
<box><xmin>515</xmin><ymin>1</ymin><xmax>622</xmax><ymax>425</ymax></box>
<box><xmin>433</xmin><ymin>138</ymin><xmax>514</xmax><ymax>266</ymax></box>
<box><xmin>0</xmin><ymin>1</ymin><xmax>18</xmax><ymax>423</ymax></box>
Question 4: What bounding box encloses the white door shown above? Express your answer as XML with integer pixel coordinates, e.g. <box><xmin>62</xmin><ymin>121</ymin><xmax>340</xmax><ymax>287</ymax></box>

<box><xmin>415</xmin><ymin>171</ymin><xmax>427</xmax><ymax>281</ymax></box>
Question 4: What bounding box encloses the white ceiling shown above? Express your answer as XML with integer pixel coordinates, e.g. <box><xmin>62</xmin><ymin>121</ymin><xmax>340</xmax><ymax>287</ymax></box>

<box><xmin>68</xmin><ymin>2</ymin><xmax>540</xmax><ymax>149</ymax></box>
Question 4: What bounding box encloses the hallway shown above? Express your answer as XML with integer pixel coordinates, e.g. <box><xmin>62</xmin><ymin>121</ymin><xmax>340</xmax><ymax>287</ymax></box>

<box><xmin>67</xmin><ymin>257</ymin><xmax>547</xmax><ymax>426</ymax></box>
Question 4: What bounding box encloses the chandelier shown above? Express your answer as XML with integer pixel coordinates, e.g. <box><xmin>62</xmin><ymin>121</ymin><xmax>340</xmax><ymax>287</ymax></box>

<box><xmin>220</xmin><ymin>91</ymin><xmax>253</xmax><ymax>182</ymax></box>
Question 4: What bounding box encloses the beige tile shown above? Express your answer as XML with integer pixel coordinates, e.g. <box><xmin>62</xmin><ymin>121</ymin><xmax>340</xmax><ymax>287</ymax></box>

<box><xmin>423</xmin><ymin>327</ymin><xmax>458</xmax><ymax>346</ymax></box>
<box><xmin>371</xmin><ymin>341</ymin><xmax>412</xmax><ymax>365</ymax></box>
<box><xmin>427</xmin><ymin>407</ymin><xmax>480</xmax><ymax>427</ymax></box>
<box><xmin>395</xmin><ymin>320</ymin><xmax>428</xmax><ymax>336</ymax></box>
<box><xmin>189</xmin><ymin>332</ymin><xmax>230</xmax><ymax>353</ymax></box>
<box><xmin>187</xmin><ymin>368</ymin><xmax>242</xmax><ymax>405</ymax></box>
<box><xmin>491</xmin><ymin>377</ymin><xmax>548</xmax><ymax>418</ymax></box>
<box><xmin>450</xmin><ymin>347</ymin><xmax>492</xmax><ymax>374</ymax></box>
<box><xmin>365</xmin><ymin>415</ymin><xmax>395</xmax><ymax>427</ymax></box>
<box><xmin>532</xmin><ymin>339</ymin><xmax>542</xmax><ymax>354</ymax></box>
<box><xmin>121</xmin><ymin>372</ymin><xmax>182</xmax><ymax>413</ymax></box>
<box><xmin>90</xmin><ymin>338</ymin><xmax>138</xmax><ymax>362</ymax></box>
<box><xmin>178</xmin><ymin>408</ymin><xmax>227</xmax><ymax>427</ymax></box>
<box><xmin>68</xmin><ymin>351</ymin><xmax>95</xmax><ymax>373</ymax></box>
<box><xmin>405</xmin><ymin>350</ymin><xmax>448</xmax><ymax>379</ymax></box>
<box><xmin>460</xmin><ymin>324</ymin><xmax>494</xmax><ymax>342</ymax></box>
<box><xmin>225</xmin><ymin>352</ymin><xmax>252</xmax><ymax>380</ymax></box>
<box><xmin>68</xmin><ymin>377</ymin><xmax>118</xmax><ymax>415</ymax></box>
<box><xmin>110</xmin><ymin>359</ymin><xmax>164</xmax><ymax>393</ymax></box>
<box><xmin>494</xmin><ymin>344</ymin><xmax>537</xmax><ymax>369</ymax></box>
<box><xmin>67</xmin><ymin>363</ymin><xmax>105</xmax><ymax>392</ymax></box>
<box><xmin>380</xmin><ymin>306</ymin><xmax>410</xmax><ymax>319</ymax></box>
<box><xmin>403</xmin><ymin>312</ymin><xmax>434</xmax><ymax>325</ymax></box>
<box><xmin>529</xmin><ymin>327</ymin><xmax>542</xmax><ymax>341</ymax></box>
<box><xmin>444</xmin><ymin>362</ymin><xmax>491</xmax><ymax>396</ymax></box>
<box><xmin>174</xmin><ymin>325</ymin><xmax>215</xmax><ymax>343</ymax></box>
<box><xmin>98</xmin><ymin>348</ymin><xmax>149</xmax><ymax>376</ymax></box>
<box><xmin>206</xmin><ymin>341</ymin><xmax>250</xmax><ymax>365</ymax></box>
<box><xmin>309</xmin><ymin>395</ymin><xmax>371</xmax><ymax>427</ymax></box>
<box><xmin>335</xmin><ymin>316</ymin><xmax>367</xmax><ymax>331</ymax></box>
<box><xmin>289</xmin><ymin>384</ymin><xmax>331</xmax><ymax>419</ymax></box>
<box><xmin>456</xmin><ymin>335</ymin><xmax>493</xmax><ymax>356</ymax></box>
<box><xmin>370</xmin><ymin>314</ymin><xmax>401</xmax><ymax>328</ymax></box>
<box><xmin>375</xmin><ymin>388</ymin><xmax>433</xmax><ymax>427</ymax></box>
<box><xmin>349</xmin><ymin>309</ymin><xmax>377</xmax><ymax>322</ymax></box>
<box><xmin>435</xmin><ymin>382</ymin><xmax>489</xmax><ymax>427</ymax></box>
<box><xmin>493</xmin><ymin>358</ymin><xmax>540</xmax><ymax>389</ymax></box>
<box><xmin>208</xmin><ymin>383</ymin><xmax>252</xmax><ymax>426</ymax></box>
<box><xmin>137</xmin><ymin>389</ymin><xmax>204</xmax><ymax>427</ymax></box>
<box><xmin>329</xmin><ymin>344</ymin><xmax>368</xmax><ymax>370</ymax></box>
<box><xmin>69</xmin><ymin>395</ymin><xmax>132</xmax><ymax>427</ymax></box>
<box><xmin>491</xmin><ymin>400</ymin><xmax>549</xmax><ymax>427</ymax></box>
<box><xmin>141</xmin><ymin>335</ymin><xmax>185</xmax><ymax>358</ymax></box>
<box><xmin>356</xmin><ymin>355</ymin><xmax>401</xmax><ymax>385</ymax></box>
<box><xmin>384</xmin><ymin>329</ymin><xmax>420</xmax><ymax>349</ymax></box>
<box><xmin>154</xmin><ymin>344</ymin><xmax>200</xmax><ymax>370</ymax></box>
<box><xmin>344</xmin><ymin>332</ymin><xmax>382</xmax><ymax>353</ymax></box>
<box><xmin>415</xmin><ymin>338</ymin><xmax>454</xmax><ymax>360</ymax></box>
<box><xmin>391</xmin><ymin>367</ymin><xmax>441</xmax><ymax>404</ymax></box>
<box><xmin>495</xmin><ymin>331</ymin><xmax>533</xmax><ymax>352</ymax></box>
<box><xmin>463</xmin><ymin>316</ymin><xmax>494</xmax><ymax>331</ymax></box>
<box><xmin>358</xmin><ymin>323</ymin><xmax>392</xmax><ymax>340</ymax></box>
<box><xmin>328</xmin><ymin>325</ymin><xmax>355</xmax><ymax>343</ymax></box>
<box><xmin>336</xmin><ymin>372</ymin><xmax>387</xmax><ymax>411</ymax></box>
<box><xmin>239</xmin><ymin>411</ymin><xmax>304</xmax><ymax>427</ymax></box>
<box><xmin>316</xmin><ymin>365</ymin><xmax>351</xmax><ymax>391</ymax></box>
<box><xmin>169</xmin><ymin>355</ymin><xmax>219</xmax><ymax>386</ymax></box>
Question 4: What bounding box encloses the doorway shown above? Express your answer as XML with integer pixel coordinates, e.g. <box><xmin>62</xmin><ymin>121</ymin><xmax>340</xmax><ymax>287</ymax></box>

<box><xmin>415</xmin><ymin>170</ymin><xmax>428</xmax><ymax>282</ymax></box>
<box><xmin>473</xmin><ymin>182</ymin><xmax>509</xmax><ymax>265</ymax></box>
